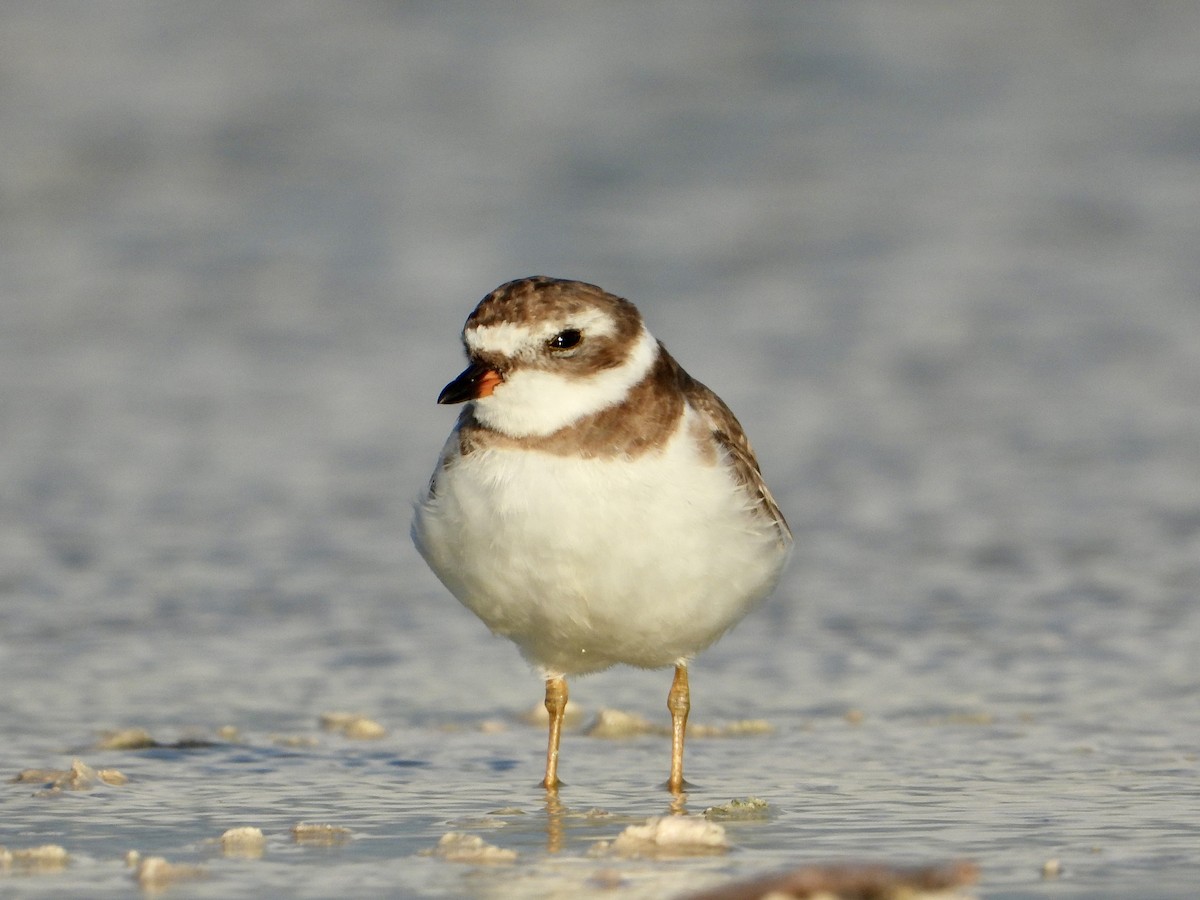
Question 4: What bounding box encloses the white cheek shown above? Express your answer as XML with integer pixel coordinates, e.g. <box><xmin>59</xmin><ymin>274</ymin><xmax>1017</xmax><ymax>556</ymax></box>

<box><xmin>472</xmin><ymin>327</ymin><xmax>659</xmax><ymax>437</ymax></box>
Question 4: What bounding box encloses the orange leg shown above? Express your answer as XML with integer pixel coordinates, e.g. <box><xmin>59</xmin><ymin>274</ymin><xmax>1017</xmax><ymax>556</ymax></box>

<box><xmin>541</xmin><ymin>675</ymin><xmax>568</xmax><ymax>790</ymax></box>
<box><xmin>667</xmin><ymin>664</ymin><xmax>690</xmax><ymax>792</ymax></box>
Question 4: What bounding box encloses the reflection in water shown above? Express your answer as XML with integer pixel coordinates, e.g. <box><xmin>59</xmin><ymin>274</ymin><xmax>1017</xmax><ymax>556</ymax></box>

<box><xmin>668</xmin><ymin>790</ymin><xmax>688</xmax><ymax>818</ymax></box>
<box><xmin>543</xmin><ymin>788</ymin><xmax>564</xmax><ymax>854</ymax></box>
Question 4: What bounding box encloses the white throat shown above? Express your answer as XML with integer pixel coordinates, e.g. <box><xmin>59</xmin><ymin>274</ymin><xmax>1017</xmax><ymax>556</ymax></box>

<box><xmin>471</xmin><ymin>326</ymin><xmax>659</xmax><ymax>438</ymax></box>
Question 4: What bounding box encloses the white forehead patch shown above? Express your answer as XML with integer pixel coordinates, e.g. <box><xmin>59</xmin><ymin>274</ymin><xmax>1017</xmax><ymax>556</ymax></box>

<box><xmin>471</xmin><ymin>325</ymin><xmax>658</xmax><ymax>437</ymax></box>
<box><xmin>465</xmin><ymin>307</ymin><xmax>618</xmax><ymax>359</ymax></box>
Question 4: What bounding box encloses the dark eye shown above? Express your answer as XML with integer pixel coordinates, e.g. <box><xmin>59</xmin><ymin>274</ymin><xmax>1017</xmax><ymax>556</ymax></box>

<box><xmin>547</xmin><ymin>328</ymin><xmax>582</xmax><ymax>350</ymax></box>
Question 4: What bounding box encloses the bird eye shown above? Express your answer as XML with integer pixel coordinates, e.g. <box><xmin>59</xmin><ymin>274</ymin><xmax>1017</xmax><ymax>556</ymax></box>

<box><xmin>547</xmin><ymin>329</ymin><xmax>582</xmax><ymax>350</ymax></box>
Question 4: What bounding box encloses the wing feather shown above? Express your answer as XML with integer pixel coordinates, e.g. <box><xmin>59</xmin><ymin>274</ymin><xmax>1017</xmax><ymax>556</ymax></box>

<box><xmin>663</xmin><ymin>349</ymin><xmax>792</xmax><ymax>543</ymax></box>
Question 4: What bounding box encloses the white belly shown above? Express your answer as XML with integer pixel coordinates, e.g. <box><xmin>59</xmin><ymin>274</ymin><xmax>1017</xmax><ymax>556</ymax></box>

<box><xmin>412</xmin><ymin>417</ymin><xmax>790</xmax><ymax>675</ymax></box>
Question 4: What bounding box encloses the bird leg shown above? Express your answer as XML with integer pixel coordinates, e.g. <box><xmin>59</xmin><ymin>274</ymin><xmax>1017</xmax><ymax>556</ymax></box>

<box><xmin>541</xmin><ymin>675</ymin><xmax>568</xmax><ymax>790</ymax></box>
<box><xmin>667</xmin><ymin>664</ymin><xmax>690</xmax><ymax>792</ymax></box>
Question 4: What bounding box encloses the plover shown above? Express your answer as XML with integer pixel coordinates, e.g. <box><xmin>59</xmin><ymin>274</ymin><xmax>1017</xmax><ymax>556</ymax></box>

<box><xmin>412</xmin><ymin>277</ymin><xmax>791</xmax><ymax>792</ymax></box>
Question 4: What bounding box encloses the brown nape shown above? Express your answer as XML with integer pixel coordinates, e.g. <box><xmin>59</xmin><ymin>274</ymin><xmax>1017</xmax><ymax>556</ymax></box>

<box><xmin>458</xmin><ymin>346</ymin><xmax>685</xmax><ymax>460</ymax></box>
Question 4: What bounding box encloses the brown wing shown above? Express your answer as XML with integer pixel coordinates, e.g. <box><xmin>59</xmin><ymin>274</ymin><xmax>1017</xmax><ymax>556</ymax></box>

<box><xmin>664</xmin><ymin>349</ymin><xmax>792</xmax><ymax>544</ymax></box>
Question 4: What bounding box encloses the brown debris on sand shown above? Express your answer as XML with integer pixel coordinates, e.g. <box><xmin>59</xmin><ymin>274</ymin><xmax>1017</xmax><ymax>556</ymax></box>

<box><xmin>683</xmin><ymin>860</ymin><xmax>980</xmax><ymax>900</ymax></box>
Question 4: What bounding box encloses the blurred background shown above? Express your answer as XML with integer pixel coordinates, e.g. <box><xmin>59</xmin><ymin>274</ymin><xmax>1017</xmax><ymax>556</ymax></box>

<box><xmin>1</xmin><ymin>2</ymin><xmax>1198</xmax><ymax>895</ymax></box>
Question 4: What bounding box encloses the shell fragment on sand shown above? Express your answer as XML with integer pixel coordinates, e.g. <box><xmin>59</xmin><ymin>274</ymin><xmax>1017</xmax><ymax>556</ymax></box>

<box><xmin>593</xmin><ymin>816</ymin><xmax>729</xmax><ymax>858</ymax></box>
<box><xmin>134</xmin><ymin>856</ymin><xmax>206</xmax><ymax>889</ymax></box>
<box><xmin>0</xmin><ymin>844</ymin><xmax>70</xmax><ymax>873</ymax></box>
<box><xmin>424</xmin><ymin>832</ymin><xmax>517</xmax><ymax>864</ymax></box>
<box><xmin>220</xmin><ymin>827</ymin><xmax>266</xmax><ymax>858</ymax></box>
<box><xmin>10</xmin><ymin>759</ymin><xmax>126</xmax><ymax>792</ymax></box>
<box><xmin>319</xmin><ymin>712</ymin><xmax>387</xmax><ymax>739</ymax></box>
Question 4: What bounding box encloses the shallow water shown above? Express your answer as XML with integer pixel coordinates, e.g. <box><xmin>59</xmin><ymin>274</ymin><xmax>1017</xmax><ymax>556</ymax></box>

<box><xmin>2</xmin><ymin>2</ymin><xmax>1199</xmax><ymax>897</ymax></box>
